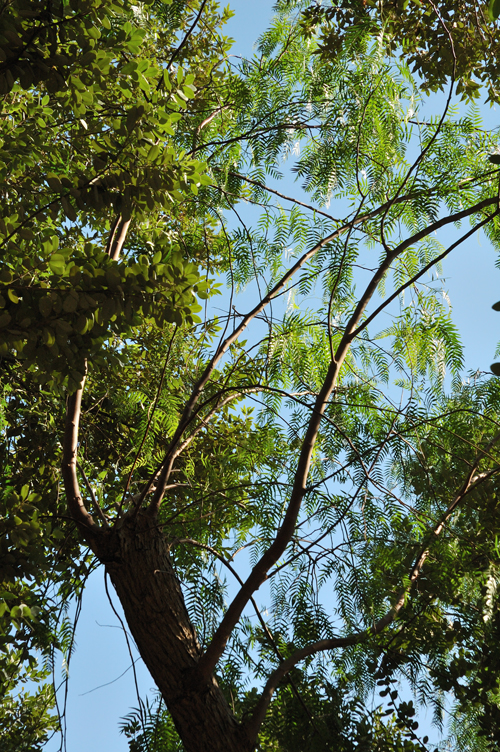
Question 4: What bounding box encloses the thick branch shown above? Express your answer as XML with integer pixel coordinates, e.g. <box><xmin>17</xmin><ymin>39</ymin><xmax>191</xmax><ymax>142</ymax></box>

<box><xmin>351</xmin><ymin>208</ymin><xmax>499</xmax><ymax>340</ymax></box>
<box><xmin>105</xmin><ymin>215</ymin><xmax>131</xmax><ymax>260</ymax></box>
<box><xmin>197</xmin><ymin>194</ymin><xmax>498</xmax><ymax>679</ymax></box>
<box><xmin>62</xmin><ymin>380</ymin><xmax>97</xmax><ymax>532</ymax></box>
<box><xmin>244</xmin><ymin>462</ymin><xmax>500</xmax><ymax>744</ymax></box>
<box><xmin>63</xmin><ymin>213</ymin><xmax>131</xmax><ymax>531</ymax></box>
<box><xmin>244</xmin><ymin>632</ymin><xmax>361</xmax><ymax>745</ymax></box>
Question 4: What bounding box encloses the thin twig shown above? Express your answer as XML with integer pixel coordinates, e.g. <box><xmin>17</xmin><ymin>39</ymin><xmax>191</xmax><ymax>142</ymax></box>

<box><xmin>77</xmin><ymin>462</ymin><xmax>109</xmax><ymax>527</ymax></box>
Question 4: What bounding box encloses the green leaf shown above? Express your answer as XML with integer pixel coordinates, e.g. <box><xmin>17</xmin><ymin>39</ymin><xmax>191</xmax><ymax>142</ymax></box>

<box><xmin>49</xmin><ymin>254</ymin><xmax>66</xmax><ymax>275</ymax></box>
<box><xmin>148</xmin><ymin>144</ymin><xmax>160</xmax><ymax>161</ymax></box>
<box><xmin>60</xmin><ymin>197</ymin><xmax>77</xmax><ymax>222</ymax></box>
<box><xmin>42</xmin><ymin>328</ymin><xmax>55</xmax><ymax>346</ymax></box>
<box><xmin>62</xmin><ymin>292</ymin><xmax>79</xmax><ymax>313</ymax></box>
<box><xmin>46</xmin><ymin>175</ymin><xmax>62</xmax><ymax>191</ymax></box>
<box><xmin>489</xmin><ymin>0</ymin><xmax>500</xmax><ymax>21</ymax></box>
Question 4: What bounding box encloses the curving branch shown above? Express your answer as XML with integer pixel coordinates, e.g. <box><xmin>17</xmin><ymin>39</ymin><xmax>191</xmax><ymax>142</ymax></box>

<box><xmin>146</xmin><ymin>193</ymin><xmax>497</xmax><ymax>521</ymax></box>
<box><xmin>196</xmin><ymin>193</ymin><xmax>499</xmax><ymax>680</ymax></box>
<box><xmin>62</xmin><ymin>377</ymin><xmax>97</xmax><ymax>532</ymax></box>
<box><xmin>105</xmin><ymin>215</ymin><xmax>131</xmax><ymax>260</ymax></box>
<box><xmin>244</xmin><ymin>632</ymin><xmax>362</xmax><ymax>745</ymax></box>
<box><xmin>63</xmin><ymin>214</ymin><xmax>132</xmax><ymax>531</ymax></box>
<box><xmin>244</xmin><ymin>458</ymin><xmax>500</xmax><ymax>745</ymax></box>
<box><xmin>351</xmin><ymin>208</ymin><xmax>500</xmax><ymax>341</ymax></box>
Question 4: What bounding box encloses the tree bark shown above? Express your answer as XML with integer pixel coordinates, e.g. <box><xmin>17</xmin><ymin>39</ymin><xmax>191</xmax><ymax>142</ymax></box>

<box><xmin>92</xmin><ymin>513</ymin><xmax>249</xmax><ymax>752</ymax></box>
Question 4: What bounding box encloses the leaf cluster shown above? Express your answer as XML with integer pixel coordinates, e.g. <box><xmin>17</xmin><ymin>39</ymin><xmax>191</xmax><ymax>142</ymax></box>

<box><xmin>302</xmin><ymin>0</ymin><xmax>500</xmax><ymax>102</ymax></box>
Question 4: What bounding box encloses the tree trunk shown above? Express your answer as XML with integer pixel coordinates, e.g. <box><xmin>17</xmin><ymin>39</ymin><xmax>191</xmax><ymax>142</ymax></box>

<box><xmin>92</xmin><ymin>513</ymin><xmax>250</xmax><ymax>752</ymax></box>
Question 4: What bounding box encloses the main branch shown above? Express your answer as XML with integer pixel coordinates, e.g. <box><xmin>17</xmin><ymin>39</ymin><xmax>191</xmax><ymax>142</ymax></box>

<box><xmin>197</xmin><ymin>194</ymin><xmax>498</xmax><ymax>679</ymax></box>
<box><xmin>244</xmin><ymin>459</ymin><xmax>500</xmax><ymax>744</ymax></box>
<box><xmin>61</xmin><ymin>377</ymin><xmax>97</xmax><ymax>533</ymax></box>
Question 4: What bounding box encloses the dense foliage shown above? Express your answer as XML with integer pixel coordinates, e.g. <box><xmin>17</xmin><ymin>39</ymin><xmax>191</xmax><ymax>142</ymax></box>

<box><xmin>2</xmin><ymin>0</ymin><xmax>500</xmax><ymax>750</ymax></box>
<box><xmin>302</xmin><ymin>0</ymin><xmax>500</xmax><ymax>101</ymax></box>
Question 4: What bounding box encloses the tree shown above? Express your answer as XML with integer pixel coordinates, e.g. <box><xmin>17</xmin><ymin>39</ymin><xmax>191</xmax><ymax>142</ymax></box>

<box><xmin>301</xmin><ymin>0</ymin><xmax>500</xmax><ymax>102</ymax></box>
<box><xmin>2</xmin><ymin>0</ymin><xmax>500</xmax><ymax>750</ymax></box>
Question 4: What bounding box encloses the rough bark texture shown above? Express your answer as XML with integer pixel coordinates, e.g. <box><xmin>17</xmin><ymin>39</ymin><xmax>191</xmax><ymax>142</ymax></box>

<box><xmin>92</xmin><ymin>513</ymin><xmax>249</xmax><ymax>752</ymax></box>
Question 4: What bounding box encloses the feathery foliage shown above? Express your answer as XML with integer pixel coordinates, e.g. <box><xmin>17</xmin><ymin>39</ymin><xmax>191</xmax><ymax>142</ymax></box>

<box><xmin>2</xmin><ymin>1</ymin><xmax>500</xmax><ymax>750</ymax></box>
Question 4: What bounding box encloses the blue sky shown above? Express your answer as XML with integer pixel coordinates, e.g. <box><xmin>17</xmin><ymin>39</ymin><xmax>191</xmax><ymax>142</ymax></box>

<box><xmin>44</xmin><ymin>2</ymin><xmax>500</xmax><ymax>750</ymax></box>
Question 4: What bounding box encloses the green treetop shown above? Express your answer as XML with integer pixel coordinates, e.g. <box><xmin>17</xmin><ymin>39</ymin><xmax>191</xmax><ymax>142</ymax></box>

<box><xmin>2</xmin><ymin>1</ymin><xmax>500</xmax><ymax>751</ymax></box>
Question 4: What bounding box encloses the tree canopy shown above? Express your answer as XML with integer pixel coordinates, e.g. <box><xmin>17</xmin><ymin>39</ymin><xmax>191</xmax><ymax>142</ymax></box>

<box><xmin>2</xmin><ymin>1</ymin><xmax>500</xmax><ymax>750</ymax></box>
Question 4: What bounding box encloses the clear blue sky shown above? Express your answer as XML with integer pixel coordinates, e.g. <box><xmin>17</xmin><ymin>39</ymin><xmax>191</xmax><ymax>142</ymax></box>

<box><xmin>45</xmin><ymin>2</ymin><xmax>500</xmax><ymax>750</ymax></box>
